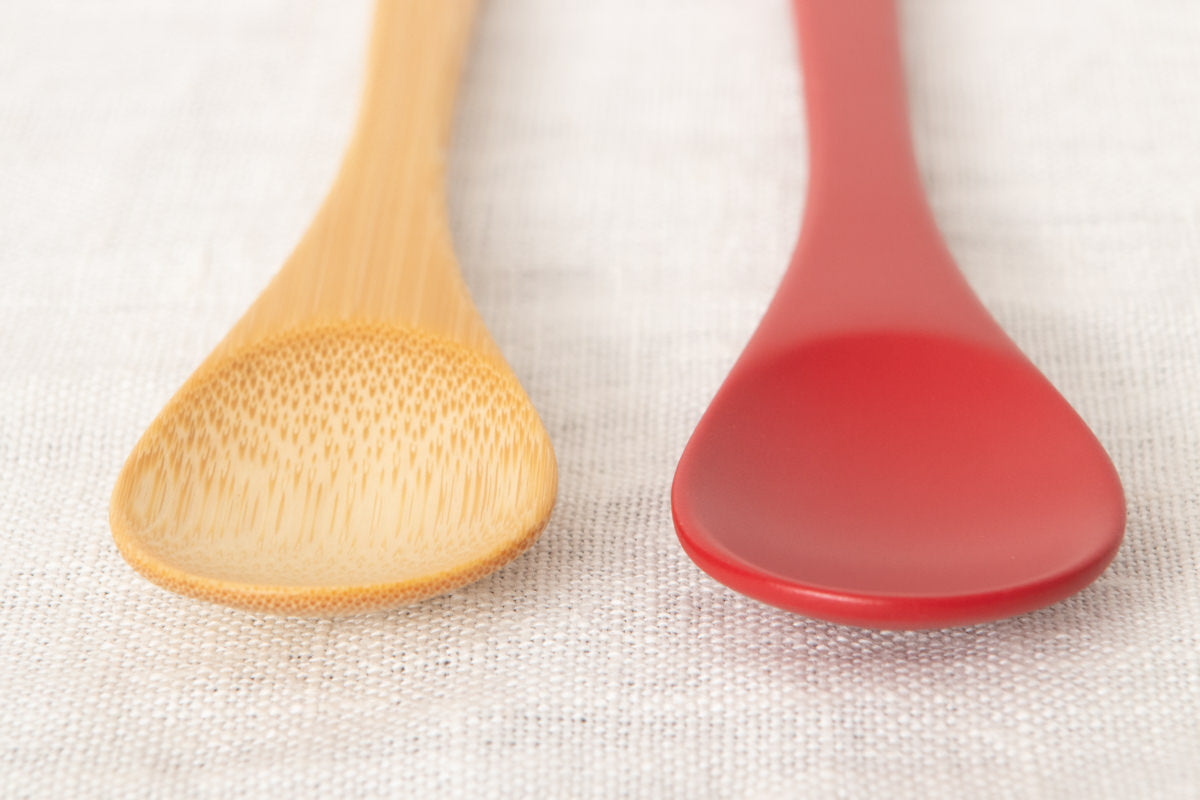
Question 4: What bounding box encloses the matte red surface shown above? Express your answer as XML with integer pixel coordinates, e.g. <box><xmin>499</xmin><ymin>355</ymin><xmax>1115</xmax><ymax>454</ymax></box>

<box><xmin>670</xmin><ymin>0</ymin><xmax>1125</xmax><ymax>629</ymax></box>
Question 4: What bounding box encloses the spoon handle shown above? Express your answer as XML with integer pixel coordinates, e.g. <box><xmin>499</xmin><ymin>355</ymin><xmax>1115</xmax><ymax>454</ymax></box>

<box><xmin>757</xmin><ymin>0</ymin><xmax>1005</xmax><ymax>351</ymax></box>
<box><xmin>206</xmin><ymin>0</ymin><xmax>494</xmax><ymax>370</ymax></box>
<box><xmin>794</xmin><ymin>0</ymin><xmax>924</xmax><ymax>219</ymax></box>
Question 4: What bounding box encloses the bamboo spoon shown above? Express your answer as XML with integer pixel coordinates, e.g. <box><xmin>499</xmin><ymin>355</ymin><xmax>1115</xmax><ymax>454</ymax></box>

<box><xmin>110</xmin><ymin>0</ymin><xmax>557</xmax><ymax>615</ymax></box>
<box><xmin>670</xmin><ymin>0</ymin><xmax>1125</xmax><ymax>629</ymax></box>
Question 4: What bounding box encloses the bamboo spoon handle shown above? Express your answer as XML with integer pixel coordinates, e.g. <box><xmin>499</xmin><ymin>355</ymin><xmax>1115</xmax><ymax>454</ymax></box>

<box><xmin>205</xmin><ymin>0</ymin><xmax>493</xmax><ymax>370</ymax></box>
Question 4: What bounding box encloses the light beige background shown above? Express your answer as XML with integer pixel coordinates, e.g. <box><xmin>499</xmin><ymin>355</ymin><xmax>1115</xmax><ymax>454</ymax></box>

<box><xmin>1</xmin><ymin>1</ymin><xmax>1197</xmax><ymax>797</ymax></box>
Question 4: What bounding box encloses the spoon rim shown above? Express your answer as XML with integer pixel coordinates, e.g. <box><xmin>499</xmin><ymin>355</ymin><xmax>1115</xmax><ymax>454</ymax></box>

<box><xmin>110</xmin><ymin>496</ymin><xmax>552</xmax><ymax>615</ymax></box>
<box><xmin>672</xmin><ymin>488</ymin><xmax>1124</xmax><ymax>629</ymax></box>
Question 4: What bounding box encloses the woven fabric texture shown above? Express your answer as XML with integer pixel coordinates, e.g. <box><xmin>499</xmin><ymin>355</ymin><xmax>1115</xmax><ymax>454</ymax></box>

<box><xmin>2</xmin><ymin>1</ymin><xmax>1198</xmax><ymax>797</ymax></box>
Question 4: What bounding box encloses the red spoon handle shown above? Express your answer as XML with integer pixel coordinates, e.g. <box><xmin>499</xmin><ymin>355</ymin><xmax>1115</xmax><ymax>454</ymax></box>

<box><xmin>756</xmin><ymin>0</ymin><xmax>1007</xmax><ymax>352</ymax></box>
<box><xmin>794</xmin><ymin>0</ymin><xmax>924</xmax><ymax>218</ymax></box>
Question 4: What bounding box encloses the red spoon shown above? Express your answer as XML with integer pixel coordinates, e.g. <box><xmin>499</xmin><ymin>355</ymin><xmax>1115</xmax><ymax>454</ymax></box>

<box><xmin>671</xmin><ymin>0</ymin><xmax>1125</xmax><ymax>629</ymax></box>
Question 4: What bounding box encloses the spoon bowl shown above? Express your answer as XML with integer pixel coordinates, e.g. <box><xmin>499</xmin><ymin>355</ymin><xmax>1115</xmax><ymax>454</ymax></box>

<box><xmin>113</xmin><ymin>323</ymin><xmax>553</xmax><ymax>613</ymax></box>
<box><xmin>674</xmin><ymin>332</ymin><xmax>1123</xmax><ymax>628</ymax></box>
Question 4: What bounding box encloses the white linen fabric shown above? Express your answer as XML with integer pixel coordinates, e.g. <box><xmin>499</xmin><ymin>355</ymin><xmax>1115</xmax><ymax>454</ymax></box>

<box><xmin>1</xmin><ymin>1</ymin><xmax>1197</xmax><ymax>797</ymax></box>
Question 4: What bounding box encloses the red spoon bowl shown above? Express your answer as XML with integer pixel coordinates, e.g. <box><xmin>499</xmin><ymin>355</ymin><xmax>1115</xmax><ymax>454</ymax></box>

<box><xmin>673</xmin><ymin>332</ymin><xmax>1124</xmax><ymax>629</ymax></box>
<box><xmin>670</xmin><ymin>0</ymin><xmax>1125</xmax><ymax>629</ymax></box>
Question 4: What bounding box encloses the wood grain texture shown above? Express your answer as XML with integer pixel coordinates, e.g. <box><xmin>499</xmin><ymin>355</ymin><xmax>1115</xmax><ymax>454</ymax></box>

<box><xmin>110</xmin><ymin>0</ymin><xmax>557</xmax><ymax>615</ymax></box>
<box><xmin>207</xmin><ymin>0</ymin><xmax>492</xmax><ymax>366</ymax></box>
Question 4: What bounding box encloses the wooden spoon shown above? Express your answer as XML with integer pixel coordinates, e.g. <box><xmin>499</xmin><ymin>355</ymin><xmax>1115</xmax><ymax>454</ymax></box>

<box><xmin>671</xmin><ymin>0</ymin><xmax>1125</xmax><ymax>629</ymax></box>
<box><xmin>110</xmin><ymin>0</ymin><xmax>557</xmax><ymax>615</ymax></box>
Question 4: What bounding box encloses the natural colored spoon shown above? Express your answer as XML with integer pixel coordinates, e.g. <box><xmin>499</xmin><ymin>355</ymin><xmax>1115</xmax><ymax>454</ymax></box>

<box><xmin>110</xmin><ymin>0</ymin><xmax>556</xmax><ymax>615</ymax></box>
<box><xmin>671</xmin><ymin>0</ymin><xmax>1124</xmax><ymax>629</ymax></box>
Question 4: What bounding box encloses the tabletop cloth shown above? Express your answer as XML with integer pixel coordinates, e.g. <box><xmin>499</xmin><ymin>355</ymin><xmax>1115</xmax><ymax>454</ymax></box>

<box><xmin>2</xmin><ymin>1</ymin><xmax>1198</xmax><ymax>797</ymax></box>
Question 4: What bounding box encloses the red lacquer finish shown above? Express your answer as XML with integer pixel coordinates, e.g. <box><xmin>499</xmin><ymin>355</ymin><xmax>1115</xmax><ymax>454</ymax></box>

<box><xmin>670</xmin><ymin>0</ymin><xmax>1125</xmax><ymax>629</ymax></box>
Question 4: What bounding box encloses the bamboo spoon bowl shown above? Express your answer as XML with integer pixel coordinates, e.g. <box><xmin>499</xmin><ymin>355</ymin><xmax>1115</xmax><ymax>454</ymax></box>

<box><xmin>110</xmin><ymin>0</ymin><xmax>556</xmax><ymax>615</ymax></box>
